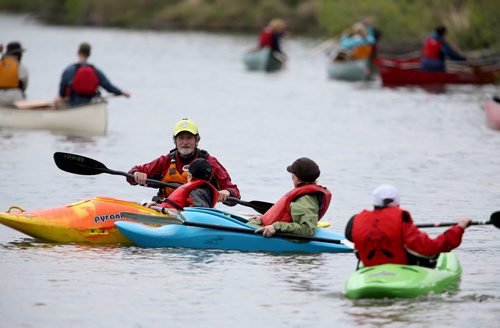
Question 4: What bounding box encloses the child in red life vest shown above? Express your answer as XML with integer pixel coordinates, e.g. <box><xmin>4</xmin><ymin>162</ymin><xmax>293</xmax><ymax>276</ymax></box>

<box><xmin>345</xmin><ymin>184</ymin><xmax>471</xmax><ymax>268</ymax></box>
<box><xmin>157</xmin><ymin>158</ymin><xmax>219</xmax><ymax>210</ymax></box>
<box><xmin>248</xmin><ymin>157</ymin><xmax>332</xmax><ymax>238</ymax></box>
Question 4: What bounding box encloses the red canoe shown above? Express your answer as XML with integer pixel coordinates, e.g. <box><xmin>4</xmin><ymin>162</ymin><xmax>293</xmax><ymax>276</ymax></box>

<box><xmin>485</xmin><ymin>97</ymin><xmax>500</xmax><ymax>130</ymax></box>
<box><xmin>375</xmin><ymin>55</ymin><xmax>500</xmax><ymax>86</ymax></box>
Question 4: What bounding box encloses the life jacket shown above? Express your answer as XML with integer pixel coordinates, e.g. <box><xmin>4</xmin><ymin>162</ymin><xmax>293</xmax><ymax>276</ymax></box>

<box><xmin>158</xmin><ymin>149</ymin><xmax>209</xmax><ymax>197</ymax></box>
<box><xmin>352</xmin><ymin>206</ymin><xmax>409</xmax><ymax>266</ymax></box>
<box><xmin>351</xmin><ymin>44</ymin><xmax>373</xmax><ymax>59</ymax></box>
<box><xmin>162</xmin><ymin>180</ymin><xmax>219</xmax><ymax>210</ymax></box>
<box><xmin>260</xmin><ymin>184</ymin><xmax>332</xmax><ymax>226</ymax></box>
<box><xmin>259</xmin><ymin>28</ymin><xmax>273</xmax><ymax>48</ymax></box>
<box><xmin>0</xmin><ymin>56</ymin><xmax>20</xmax><ymax>88</ymax></box>
<box><xmin>71</xmin><ymin>64</ymin><xmax>99</xmax><ymax>96</ymax></box>
<box><xmin>422</xmin><ymin>36</ymin><xmax>442</xmax><ymax>60</ymax></box>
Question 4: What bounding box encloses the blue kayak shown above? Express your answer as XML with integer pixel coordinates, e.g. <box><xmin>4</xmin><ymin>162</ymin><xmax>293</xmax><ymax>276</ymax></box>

<box><xmin>115</xmin><ymin>207</ymin><xmax>353</xmax><ymax>253</ymax></box>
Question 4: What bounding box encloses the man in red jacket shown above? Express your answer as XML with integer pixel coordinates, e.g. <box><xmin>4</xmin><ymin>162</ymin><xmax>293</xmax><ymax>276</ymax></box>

<box><xmin>127</xmin><ymin>118</ymin><xmax>240</xmax><ymax>206</ymax></box>
<box><xmin>345</xmin><ymin>184</ymin><xmax>470</xmax><ymax>267</ymax></box>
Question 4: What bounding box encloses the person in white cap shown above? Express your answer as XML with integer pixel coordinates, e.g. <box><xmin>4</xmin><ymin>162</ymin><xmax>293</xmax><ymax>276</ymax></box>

<box><xmin>249</xmin><ymin>157</ymin><xmax>332</xmax><ymax>238</ymax></box>
<box><xmin>344</xmin><ymin>184</ymin><xmax>471</xmax><ymax>267</ymax></box>
<box><xmin>127</xmin><ymin>118</ymin><xmax>240</xmax><ymax>206</ymax></box>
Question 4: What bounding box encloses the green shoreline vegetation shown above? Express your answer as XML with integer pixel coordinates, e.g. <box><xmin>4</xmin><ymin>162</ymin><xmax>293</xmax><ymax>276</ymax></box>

<box><xmin>1</xmin><ymin>0</ymin><xmax>498</xmax><ymax>51</ymax></box>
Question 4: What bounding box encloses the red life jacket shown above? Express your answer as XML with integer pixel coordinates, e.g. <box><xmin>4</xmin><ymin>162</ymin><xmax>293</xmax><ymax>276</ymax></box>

<box><xmin>259</xmin><ymin>28</ymin><xmax>273</xmax><ymax>48</ymax></box>
<box><xmin>158</xmin><ymin>149</ymin><xmax>210</xmax><ymax>197</ymax></box>
<box><xmin>422</xmin><ymin>36</ymin><xmax>442</xmax><ymax>60</ymax></box>
<box><xmin>352</xmin><ymin>206</ymin><xmax>409</xmax><ymax>266</ymax></box>
<box><xmin>162</xmin><ymin>180</ymin><xmax>219</xmax><ymax>210</ymax></box>
<box><xmin>71</xmin><ymin>65</ymin><xmax>99</xmax><ymax>96</ymax></box>
<box><xmin>260</xmin><ymin>184</ymin><xmax>332</xmax><ymax>226</ymax></box>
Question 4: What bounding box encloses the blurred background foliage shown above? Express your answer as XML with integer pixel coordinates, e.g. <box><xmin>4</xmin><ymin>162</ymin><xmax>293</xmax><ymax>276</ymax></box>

<box><xmin>0</xmin><ymin>0</ymin><xmax>498</xmax><ymax>51</ymax></box>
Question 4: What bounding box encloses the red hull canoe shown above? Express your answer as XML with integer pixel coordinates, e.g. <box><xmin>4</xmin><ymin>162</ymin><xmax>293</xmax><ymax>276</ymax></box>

<box><xmin>375</xmin><ymin>56</ymin><xmax>500</xmax><ymax>86</ymax></box>
<box><xmin>485</xmin><ymin>98</ymin><xmax>500</xmax><ymax>130</ymax></box>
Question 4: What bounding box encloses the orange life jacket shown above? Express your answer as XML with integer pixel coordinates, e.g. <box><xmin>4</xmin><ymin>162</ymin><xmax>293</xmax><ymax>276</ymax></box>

<box><xmin>352</xmin><ymin>206</ymin><xmax>409</xmax><ymax>266</ymax></box>
<box><xmin>260</xmin><ymin>184</ymin><xmax>332</xmax><ymax>226</ymax></box>
<box><xmin>162</xmin><ymin>180</ymin><xmax>219</xmax><ymax>209</ymax></box>
<box><xmin>422</xmin><ymin>36</ymin><xmax>442</xmax><ymax>60</ymax></box>
<box><xmin>0</xmin><ymin>56</ymin><xmax>20</xmax><ymax>88</ymax></box>
<box><xmin>159</xmin><ymin>149</ymin><xmax>209</xmax><ymax>197</ymax></box>
<box><xmin>352</xmin><ymin>44</ymin><xmax>373</xmax><ymax>59</ymax></box>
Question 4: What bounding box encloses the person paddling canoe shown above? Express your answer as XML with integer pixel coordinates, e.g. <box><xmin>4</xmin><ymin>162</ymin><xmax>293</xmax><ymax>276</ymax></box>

<box><xmin>56</xmin><ymin>42</ymin><xmax>130</xmax><ymax>107</ymax></box>
<box><xmin>0</xmin><ymin>41</ymin><xmax>29</xmax><ymax>107</ymax></box>
<box><xmin>248</xmin><ymin>157</ymin><xmax>332</xmax><ymax>238</ymax></box>
<box><xmin>421</xmin><ymin>25</ymin><xmax>467</xmax><ymax>72</ymax></box>
<box><xmin>345</xmin><ymin>184</ymin><xmax>471</xmax><ymax>268</ymax></box>
<box><xmin>127</xmin><ymin>118</ymin><xmax>240</xmax><ymax>205</ymax></box>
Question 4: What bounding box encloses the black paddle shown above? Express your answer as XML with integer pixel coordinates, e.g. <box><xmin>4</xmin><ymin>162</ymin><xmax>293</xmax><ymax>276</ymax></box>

<box><xmin>227</xmin><ymin>197</ymin><xmax>273</xmax><ymax>214</ymax></box>
<box><xmin>416</xmin><ymin>211</ymin><xmax>500</xmax><ymax>229</ymax></box>
<box><xmin>120</xmin><ymin>211</ymin><xmax>352</xmax><ymax>247</ymax></box>
<box><xmin>53</xmin><ymin>152</ymin><xmax>274</xmax><ymax>213</ymax></box>
<box><xmin>53</xmin><ymin>152</ymin><xmax>180</xmax><ymax>189</ymax></box>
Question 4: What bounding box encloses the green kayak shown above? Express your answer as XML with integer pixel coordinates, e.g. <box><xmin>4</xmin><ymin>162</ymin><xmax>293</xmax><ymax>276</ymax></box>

<box><xmin>345</xmin><ymin>252</ymin><xmax>461</xmax><ymax>299</ymax></box>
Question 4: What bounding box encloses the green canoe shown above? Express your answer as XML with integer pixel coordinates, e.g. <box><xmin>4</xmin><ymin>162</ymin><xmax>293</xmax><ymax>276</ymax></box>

<box><xmin>328</xmin><ymin>58</ymin><xmax>377</xmax><ymax>81</ymax></box>
<box><xmin>243</xmin><ymin>47</ymin><xmax>283</xmax><ymax>72</ymax></box>
<box><xmin>345</xmin><ymin>252</ymin><xmax>461</xmax><ymax>299</ymax></box>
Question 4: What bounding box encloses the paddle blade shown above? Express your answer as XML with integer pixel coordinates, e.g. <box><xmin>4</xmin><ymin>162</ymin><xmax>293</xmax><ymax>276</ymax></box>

<box><xmin>489</xmin><ymin>211</ymin><xmax>500</xmax><ymax>229</ymax></box>
<box><xmin>227</xmin><ymin>197</ymin><xmax>273</xmax><ymax>214</ymax></box>
<box><xmin>54</xmin><ymin>152</ymin><xmax>108</xmax><ymax>175</ymax></box>
<box><xmin>248</xmin><ymin>200</ymin><xmax>274</xmax><ymax>214</ymax></box>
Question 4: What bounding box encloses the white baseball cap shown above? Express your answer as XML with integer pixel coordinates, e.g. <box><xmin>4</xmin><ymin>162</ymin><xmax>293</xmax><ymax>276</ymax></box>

<box><xmin>372</xmin><ymin>184</ymin><xmax>400</xmax><ymax>207</ymax></box>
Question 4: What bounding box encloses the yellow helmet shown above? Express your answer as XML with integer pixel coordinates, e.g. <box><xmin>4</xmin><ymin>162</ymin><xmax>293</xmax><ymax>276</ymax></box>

<box><xmin>173</xmin><ymin>118</ymin><xmax>199</xmax><ymax>137</ymax></box>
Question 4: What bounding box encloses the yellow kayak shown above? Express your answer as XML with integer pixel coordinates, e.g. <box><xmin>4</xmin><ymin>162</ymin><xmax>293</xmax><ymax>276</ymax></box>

<box><xmin>0</xmin><ymin>196</ymin><xmax>158</xmax><ymax>244</ymax></box>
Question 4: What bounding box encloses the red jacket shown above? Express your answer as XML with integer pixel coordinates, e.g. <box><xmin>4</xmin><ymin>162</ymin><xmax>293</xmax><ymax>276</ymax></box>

<box><xmin>127</xmin><ymin>148</ymin><xmax>240</xmax><ymax>200</ymax></box>
<box><xmin>259</xmin><ymin>27</ymin><xmax>273</xmax><ymax>48</ymax></box>
<box><xmin>422</xmin><ymin>35</ymin><xmax>443</xmax><ymax>60</ymax></box>
<box><xmin>160</xmin><ymin>180</ymin><xmax>219</xmax><ymax>209</ymax></box>
<box><xmin>349</xmin><ymin>206</ymin><xmax>465</xmax><ymax>266</ymax></box>
<box><xmin>260</xmin><ymin>184</ymin><xmax>331</xmax><ymax>226</ymax></box>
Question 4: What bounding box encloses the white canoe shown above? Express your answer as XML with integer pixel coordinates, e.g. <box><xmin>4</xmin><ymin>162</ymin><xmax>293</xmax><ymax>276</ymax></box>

<box><xmin>0</xmin><ymin>100</ymin><xmax>107</xmax><ymax>136</ymax></box>
<box><xmin>485</xmin><ymin>97</ymin><xmax>500</xmax><ymax>130</ymax></box>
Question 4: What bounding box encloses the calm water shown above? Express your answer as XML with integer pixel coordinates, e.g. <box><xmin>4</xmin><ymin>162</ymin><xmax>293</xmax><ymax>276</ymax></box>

<box><xmin>1</xmin><ymin>14</ymin><xmax>499</xmax><ymax>328</ymax></box>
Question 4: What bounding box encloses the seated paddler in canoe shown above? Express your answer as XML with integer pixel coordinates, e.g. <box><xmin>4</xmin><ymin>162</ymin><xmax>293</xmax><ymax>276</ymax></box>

<box><xmin>127</xmin><ymin>118</ymin><xmax>241</xmax><ymax>206</ymax></box>
<box><xmin>144</xmin><ymin>158</ymin><xmax>220</xmax><ymax>210</ymax></box>
<box><xmin>339</xmin><ymin>21</ymin><xmax>376</xmax><ymax>62</ymax></box>
<box><xmin>421</xmin><ymin>25</ymin><xmax>467</xmax><ymax>72</ymax></box>
<box><xmin>331</xmin><ymin>18</ymin><xmax>380</xmax><ymax>80</ymax></box>
<box><xmin>0</xmin><ymin>41</ymin><xmax>29</xmax><ymax>107</ymax></box>
<box><xmin>243</xmin><ymin>18</ymin><xmax>288</xmax><ymax>71</ymax></box>
<box><xmin>257</xmin><ymin>18</ymin><xmax>288</xmax><ymax>60</ymax></box>
<box><xmin>248</xmin><ymin>157</ymin><xmax>332</xmax><ymax>238</ymax></box>
<box><xmin>345</xmin><ymin>184</ymin><xmax>471</xmax><ymax>268</ymax></box>
<box><xmin>55</xmin><ymin>42</ymin><xmax>130</xmax><ymax>108</ymax></box>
